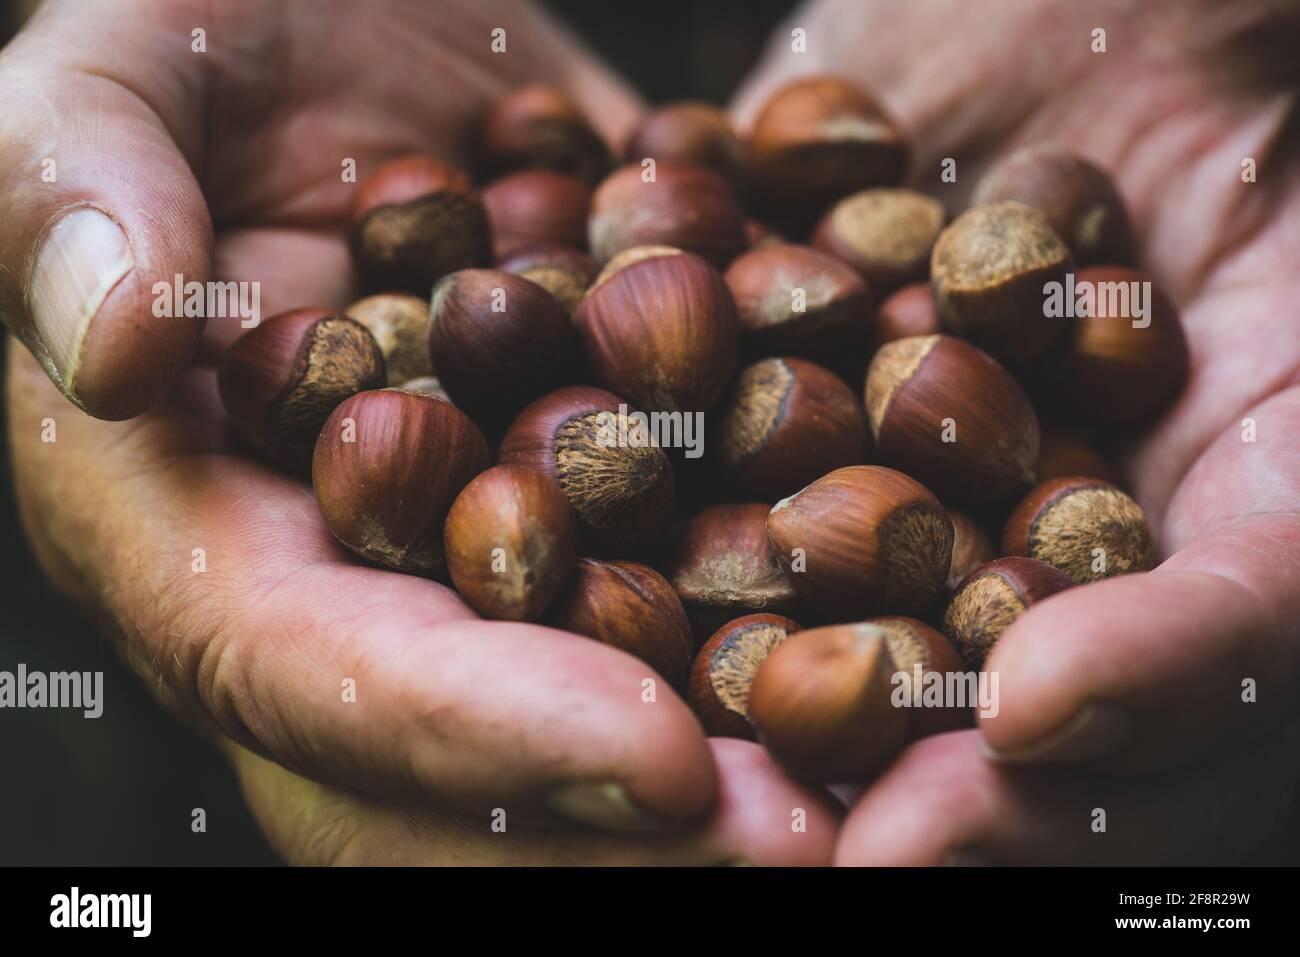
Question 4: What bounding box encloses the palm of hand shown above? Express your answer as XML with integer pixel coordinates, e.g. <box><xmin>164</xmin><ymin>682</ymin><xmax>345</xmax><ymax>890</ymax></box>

<box><xmin>731</xmin><ymin>0</ymin><xmax>1300</xmax><ymax>863</ymax></box>
<box><xmin>8</xmin><ymin>0</ymin><xmax>843</xmax><ymax>865</ymax></box>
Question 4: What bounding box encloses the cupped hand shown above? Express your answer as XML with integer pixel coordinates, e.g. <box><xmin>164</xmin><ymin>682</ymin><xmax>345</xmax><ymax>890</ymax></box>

<box><xmin>734</xmin><ymin>0</ymin><xmax>1300</xmax><ymax>863</ymax></box>
<box><xmin>2</xmin><ymin>0</ymin><xmax>841</xmax><ymax>864</ymax></box>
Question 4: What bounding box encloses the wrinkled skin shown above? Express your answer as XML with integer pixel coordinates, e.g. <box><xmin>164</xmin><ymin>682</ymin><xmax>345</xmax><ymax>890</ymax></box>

<box><xmin>0</xmin><ymin>0</ymin><xmax>841</xmax><ymax>865</ymax></box>
<box><xmin>732</xmin><ymin>0</ymin><xmax>1300</xmax><ymax>864</ymax></box>
<box><xmin>3</xmin><ymin>0</ymin><xmax>1298</xmax><ymax>864</ymax></box>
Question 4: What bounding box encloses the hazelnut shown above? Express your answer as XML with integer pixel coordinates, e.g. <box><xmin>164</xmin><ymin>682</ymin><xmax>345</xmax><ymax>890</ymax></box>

<box><xmin>864</xmin><ymin>334</ymin><xmax>1040</xmax><ymax>504</ymax></box>
<box><xmin>499</xmin><ymin>386</ymin><xmax>676</xmax><ymax>552</ymax></box>
<box><xmin>545</xmin><ymin>558</ymin><xmax>694</xmax><ymax>688</ymax></box>
<box><xmin>942</xmin><ymin>557</ymin><xmax>1076</xmax><ymax>668</ymax></box>
<box><xmin>350</xmin><ymin>155</ymin><xmax>490</xmax><ymax>295</ymax></box>
<box><xmin>444</xmin><ymin>465</ymin><xmax>578</xmax><ymax>621</ymax></box>
<box><xmin>312</xmin><ymin>389</ymin><xmax>490</xmax><ymax>576</ymax></box>
<box><xmin>665</xmin><ymin>504</ymin><xmax>798</xmax><ymax>639</ymax></box>
<box><xmin>623</xmin><ymin>102</ymin><xmax>746</xmax><ymax>186</ymax></box>
<box><xmin>743</xmin><ymin>218</ymin><xmax>783</xmax><ymax>249</ymax></box>
<box><xmin>868</xmin><ymin>615</ymin><xmax>971</xmax><ymax>738</ymax></box>
<box><xmin>397</xmin><ymin>376</ymin><xmax>450</xmax><ymax>402</ymax></box>
<box><xmin>1049</xmin><ymin>266</ymin><xmax>1189</xmax><ymax>425</ymax></box>
<box><xmin>748</xmin><ymin>622</ymin><xmax>910</xmax><ymax>783</ymax></box>
<box><xmin>972</xmin><ymin>144</ymin><xmax>1135</xmax><ymax>266</ymax></box>
<box><xmin>496</xmin><ymin>243</ymin><xmax>599</xmax><ymax>314</ymax></box>
<box><xmin>723</xmin><ymin>243</ymin><xmax>871</xmax><ymax>371</ymax></box>
<box><xmin>428</xmin><ymin>269</ymin><xmax>577</xmax><ymax>429</ymax></box>
<box><xmin>812</xmin><ymin>188</ymin><xmax>946</xmax><ymax>295</ymax></box>
<box><xmin>587</xmin><ymin>161</ymin><xmax>747</xmax><ymax>268</ymax></box>
<box><xmin>688</xmin><ymin>613</ymin><xmax>801</xmax><ymax>739</ymax></box>
<box><xmin>946</xmin><ymin>510</ymin><xmax>996</xmax><ymax>591</ymax></box>
<box><xmin>931</xmin><ymin>201</ymin><xmax>1073</xmax><ymax>362</ymax></box>
<box><xmin>574</xmin><ymin>247</ymin><xmax>739</xmax><ymax>412</ymax></box>
<box><xmin>766</xmin><ymin>465</ymin><xmax>953</xmax><ymax>619</ymax></box>
<box><xmin>748</xmin><ymin>75</ymin><xmax>909</xmax><ymax>231</ymax></box>
<box><xmin>1003</xmin><ymin>476</ymin><xmax>1156</xmax><ymax>583</ymax></box>
<box><xmin>588</xmin><ymin>244</ymin><xmax>686</xmax><ymax>290</ymax></box>
<box><xmin>479</xmin><ymin>84</ymin><xmax>609</xmax><ymax>182</ymax></box>
<box><xmin>716</xmin><ymin>357</ymin><xmax>869</xmax><ymax>500</ymax></box>
<box><xmin>218</xmin><ymin>308</ymin><xmax>386</xmax><ymax>473</ymax></box>
<box><xmin>1038</xmin><ymin>425</ymin><xmax>1121</xmax><ymax>485</ymax></box>
<box><xmin>872</xmin><ymin>282</ymin><xmax>940</xmax><ymax>352</ymax></box>
<box><xmin>345</xmin><ymin>293</ymin><xmax>432</xmax><ymax>384</ymax></box>
<box><xmin>481</xmin><ymin>169</ymin><xmax>592</xmax><ymax>260</ymax></box>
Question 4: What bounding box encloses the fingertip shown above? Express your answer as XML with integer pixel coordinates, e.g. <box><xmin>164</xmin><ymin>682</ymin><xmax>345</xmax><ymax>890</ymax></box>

<box><xmin>834</xmin><ymin>732</ymin><xmax>986</xmax><ymax>866</ymax></box>
<box><xmin>707</xmin><ymin>738</ymin><xmax>844</xmax><ymax>865</ymax></box>
<box><xmin>27</xmin><ymin>204</ymin><xmax>207</xmax><ymax>419</ymax></box>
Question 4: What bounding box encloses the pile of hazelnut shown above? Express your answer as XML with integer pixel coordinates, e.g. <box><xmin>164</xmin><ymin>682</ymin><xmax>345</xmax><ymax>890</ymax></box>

<box><xmin>217</xmin><ymin>76</ymin><xmax>1188</xmax><ymax>785</ymax></box>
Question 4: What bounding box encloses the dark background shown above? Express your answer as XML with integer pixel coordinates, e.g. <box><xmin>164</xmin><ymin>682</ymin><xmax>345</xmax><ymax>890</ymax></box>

<box><xmin>0</xmin><ymin>0</ymin><xmax>795</xmax><ymax>866</ymax></box>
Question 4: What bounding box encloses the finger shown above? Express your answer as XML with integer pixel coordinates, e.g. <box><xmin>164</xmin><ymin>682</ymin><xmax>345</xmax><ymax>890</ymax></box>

<box><xmin>0</xmin><ymin>0</ymin><xmax>212</xmax><ymax>417</ymax></box>
<box><xmin>980</xmin><ymin>388</ymin><xmax>1300</xmax><ymax>768</ymax></box>
<box><xmin>231</xmin><ymin>737</ymin><xmax>841</xmax><ymax>865</ymax></box>
<box><xmin>834</xmin><ymin>727</ymin><xmax>1298</xmax><ymax>865</ymax></box>
<box><xmin>8</xmin><ymin>345</ymin><xmax>718</xmax><ymax>831</ymax></box>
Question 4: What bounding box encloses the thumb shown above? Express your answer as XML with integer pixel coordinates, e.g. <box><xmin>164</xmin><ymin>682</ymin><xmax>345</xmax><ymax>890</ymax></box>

<box><xmin>0</xmin><ymin>1</ymin><xmax>212</xmax><ymax>419</ymax></box>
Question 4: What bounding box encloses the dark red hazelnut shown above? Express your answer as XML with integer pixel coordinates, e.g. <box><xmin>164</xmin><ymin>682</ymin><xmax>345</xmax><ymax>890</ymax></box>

<box><xmin>545</xmin><ymin>558</ymin><xmax>694</xmax><ymax>688</ymax></box>
<box><xmin>479</xmin><ymin>84</ymin><xmax>610</xmax><ymax>182</ymax></box>
<box><xmin>588</xmin><ymin>161</ymin><xmax>747</xmax><ymax>268</ymax></box>
<box><xmin>350</xmin><ymin>155</ymin><xmax>490</xmax><ymax>295</ymax></box>
<box><xmin>312</xmin><ymin>389</ymin><xmax>490</xmax><ymax>576</ymax></box>
<box><xmin>499</xmin><ymin>386</ymin><xmax>676</xmax><ymax>552</ymax></box>
<box><xmin>716</xmin><ymin>357</ymin><xmax>868</xmax><ymax>500</ymax></box>
<box><xmin>688</xmin><ymin>613</ymin><xmax>801</xmax><ymax>739</ymax></box>
<box><xmin>218</xmin><ymin>308</ymin><xmax>386</xmax><ymax>474</ymax></box>
<box><xmin>574</xmin><ymin>248</ymin><xmax>738</xmax><ymax>413</ymax></box>
<box><xmin>481</xmin><ymin>169</ymin><xmax>592</xmax><ymax>259</ymax></box>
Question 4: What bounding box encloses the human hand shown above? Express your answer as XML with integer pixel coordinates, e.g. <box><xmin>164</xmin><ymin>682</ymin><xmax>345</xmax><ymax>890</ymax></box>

<box><xmin>2</xmin><ymin>0</ymin><xmax>841</xmax><ymax>864</ymax></box>
<box><xmin>734</xmin><ymin>0</ymin><xmax>1300</xmax><ymax>863</ymax></box>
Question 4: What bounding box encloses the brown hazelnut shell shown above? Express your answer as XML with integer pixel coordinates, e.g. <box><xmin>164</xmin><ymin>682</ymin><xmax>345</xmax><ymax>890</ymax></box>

<box><xmin>428</xmin><ymin>269</ymin><xmax>577</xmax><ymax>430</ymax></box>
<box><xmin>444</xmin><ymin>465</ymin><xmax>578</xmax><ymax>621</ymax></box>
<box><xmin>312</xmin><ymin>389</ymin><xmax>490</xmax><ymax>576</ymax></box>
<box><xmin>942</xmin><ymin>557</ymin><xmax>1076</xmax><ymax>668</ymax></box>
<box><xmin>574</xmin><ymin>248</ymin><xmax>739</xmax><ymax>413</ymax></box>
<box><xmin>688</xmin><ymin>613</ymin><xmax>801</xmax><ymax>740</ymax></box>
<box><xmin>1048</xmin><ymin>266</ymin><xmax>1189</xmax><ymax>425</ymax></box>
<box><xmin>748</xmin><ymin>75</ymin><xmax>909</xmax><ymax>232</ymax></box>
<box><xmin>724</xmin><ymin>243</ymin><xmax>871</xmax><ymax>373</ymax></box>
<box><xmin>496</xmin><ymin>243</ymin><xmax>599</xmax><ymax>314</ymax></box>
<box><xmin>1037</xmin><ymin>425</ymin><xmax>1121</xmax><ymax>486</ymax></box>
<box><xmin>931</xmin><ymin>201</ymin><xmax>1073</xmax><ymax>363</ymax></box>
<box><xmin>872</xmin><ymin>282</ymin><xmax>940</xmax><ymax>353</ymax></box>
<box><xmin>218</xmin><ymin>308</ymin><xmax>386</xmax><ymax>474</ymax></box>
<box><xmin>1003</xmin><ymin>476</ymin><xmax>1156</xmax><ymax>584</ymax></box>
<box><xmin>479</xmin><ymin>84</ymin><xmax>610</xmax><ymax>183</ymax></box>
<box><xmin>867</xmin><ymin>615</ymin><xmax>971</xmax><ymax>738</ymax></box>
<box><xmin>765</xmin><ymin>465</ymin><xmax>953</xmax><ymax>619</ymax></box>
<box><xmin>623</xmin><ymin>102</ymin><xmax>746</xmax><ymax>187</ymax></box>
<box><xmin>482</xmin><ymin>169</ymin><xmax>592</xmax><ymax>260</ymax></box>
<box><xmin>545</xmin><ymin>558</ymin><xmax>694</xmax><ymax>689</ymax></box>
<box><xmin>350</xmin><ymin>155</ymin><xmax>490</xmax><ymax>295</ymax></box>
<box><xmin>498</xmin><ymin>386</ymin><xmax>676</xmax><ymax>552</ymax></box>
<box><xmin>748</xmin><ymin>621</ymin><xmax>910</xmax><ymax>783</ymax></box>
<box><xmin>716</xmin><ymin>357</ymin><xmax>869</xmax><ymax>500</ymax></box>
<box><xmin>972</xmin><ymin>145</ymin><xmax>1136</xmax><ymax>266</ymax></box>
<box><xmin>665</xmin><ymin>503</ymin><xmax>798</xmax><ymax>640</ymax></box>
<box><xmin>345</xmin><ymin>293</ymin><xmax>432</xmax><ymax>385</ymax></box>
<box><xmin>812</xmin><ymin>188</ymin><xmax>946</xmax><ymax>296</ymax></box>
<box><xmin>588</xmin><ymin>161</ymin><xmax>747</xmax><ymax>268</ymax></box>
<box><xmin>946</xmin><ymin>510</ymin><xmax>996</xmax><ymax>591</ymax></box>
<box><xmin>865</xmin><ymin>334</ymin><xmax>1040</xmax><ymax>504</ymax></box>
